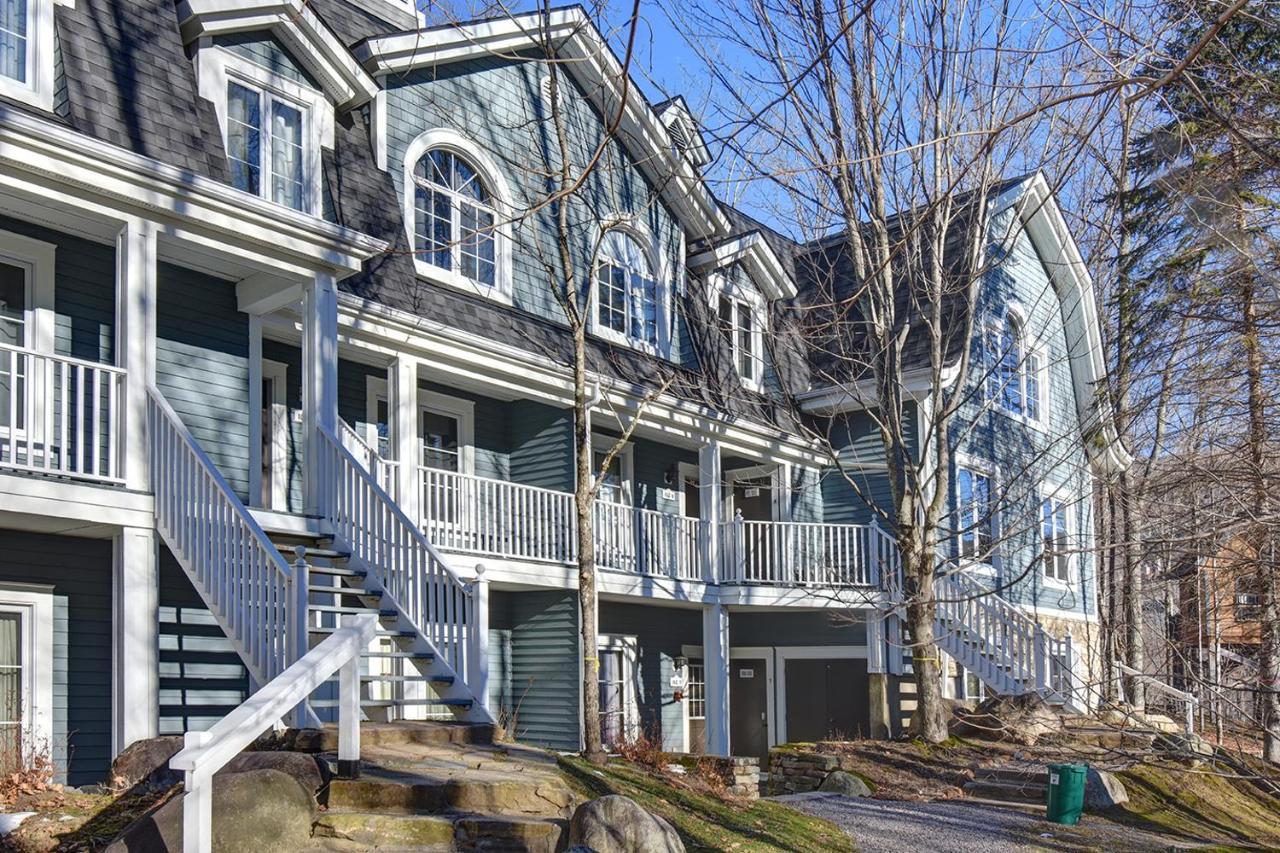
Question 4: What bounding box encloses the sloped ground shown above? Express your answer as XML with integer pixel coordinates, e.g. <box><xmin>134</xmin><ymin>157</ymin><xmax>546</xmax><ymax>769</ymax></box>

<box><xmin>558</xmin><ymin>756</ymin><xmax>853</xmax><ymax>852</ymax></box>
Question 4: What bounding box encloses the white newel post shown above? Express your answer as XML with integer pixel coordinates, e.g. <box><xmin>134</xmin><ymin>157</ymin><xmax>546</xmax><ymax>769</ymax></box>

<box><xmin>469</xmin><ymin>564</ymin><xmax>490</xmax><ymax>715</ymax></box>
<box><xmin>702</xmin><ymin>602</ymin><xmax>731</xmax><ymax>756</ymax></box>
<box><xmin>115</xmin><ymin>219</ymin><xmax>157</xmax><ymax>492</ymax></box>
<box><xmin>182</xmin><ymin>731</ymin><xmax>213</xmax><ymax>853</ymax></box>
<box><xmin>112</xmin><ymin>526</ymin><xmax>158</xmax><ymax>754</ymax></box>
<box><xmin>289</xmin><ymin>547</ymin><xmax>311</xmax><ymax>728</ymax></box>
<box><xmin>698</xmin><ymin>442</ymin><xmax>722</xmax><ymax>583</ymax></box>
<box><xmin>303</xmin><ymin>273</ymin><xmax>338</xmax><ymax>516</ymax></box>
<box><xmin>393</xmin><ymin>356</ymin><xmax>420</xmax><ymax>522</ymax></box>
<box><xmin>338</xmin><ymin>615</ymin><xmax>362</xmax><ymax>778</ymax></box>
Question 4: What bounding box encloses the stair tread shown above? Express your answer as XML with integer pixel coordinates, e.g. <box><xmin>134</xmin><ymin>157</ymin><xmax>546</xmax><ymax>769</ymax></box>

<box><xmin>310</xmin><ymin>698</ymin><xmax>472</xmax><ymax>708</ymax></box>
<box><xmin>309</xmin><ymin>626</ymin><xmax>414</xmax><ymax>637</ymax></box>
<box><xmin>308</xmin><ymin>566</ymin><xmax>367</xmax><ymax>578</ymax></box>
<box><xmin>308</xmin><ymin>587</ymin><xmax>380</xmax><ymax>597</ymax></box>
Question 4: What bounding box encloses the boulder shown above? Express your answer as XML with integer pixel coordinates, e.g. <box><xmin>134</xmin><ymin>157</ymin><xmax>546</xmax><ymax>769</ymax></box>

<box><xmin>110</xmin><ymin>736</ymin><xmax>184</xmax><ymax>791</ymax></box>
<box><xmin>818</xmin><ymin>771</ymin><xmax>871</xmax><ymax>797</ymax></box>
<box><xmin>568</xmin><ymin>795</ymin><xmax>684</xmax><ymax>853</ymax></box>
<box><xmin>1084</xmin><ymin>768</ymin><xmax>1128</xmax><ymax>811</ymax></box>
<box><xmin>950</xmin><ymin>694</ymin><xmax>1063</xmax><ymax>746</ymax></box>
<box><xmin>104</xmin><ymin>768</ymin><xmax>315</xmax><ymax>853</ymax></box>
<box><xmin>220</xmin><ymin>751</ymin><xmax>327</xmax><ymax>797</ymax></box>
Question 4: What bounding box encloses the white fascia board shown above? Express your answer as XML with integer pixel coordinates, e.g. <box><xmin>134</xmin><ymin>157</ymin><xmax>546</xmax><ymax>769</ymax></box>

<box><xmin>330</xmin><ymin>292</ymin><xmax>826</xmax><ymax>466</ymax></box>
<box><xmin>799</xmin><ymin>363</ymin><xmax>963</xmax><ymax>414</ymax></box>
<box><xmin>179</xmin><ymin>0</ymin><xmax>379</xmax><ymax>108</ymax></box>
<box><xmin>357</xmin><ymin>8</ymin><xmax>728</xmax><ymax>241</ymax></box>
<box><xmin>995</xmin><ymin>173</ymin><xmax>1132</xmax><ymax>475</ymax></box>
<box><xmin>0</xmin><ymin>105</ymin><xmax>387</xmax><ymax>274</ymax></box>
<box><xmin>0</xmin><ymin>472</ymin><xmax>155</xmax><ymax>530</ymax></box>
<box><xmin>689</xmin><ymin>232</ymin><xmax>795</xmax><ymax>301</ymax></box>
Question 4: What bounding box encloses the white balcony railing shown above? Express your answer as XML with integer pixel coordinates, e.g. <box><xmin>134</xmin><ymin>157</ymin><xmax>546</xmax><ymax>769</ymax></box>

<box><xmin>421</xmin><ymin>467</ymin><xmax>576</xmax><ymax>564</ymax></box>
<box><xmin>0</xmin><ymin>343</ymin><xmax>127</xmax><ymax>484</ymax></box>
<box><xmin>719</xmin><ymin>515</ymin><xmax>885</xmax><ymax>586</ymax></box>
<box><xmin>595</xmin><ymin>501</ymin><xmax>705</xmax><ymax>581</ymax></box>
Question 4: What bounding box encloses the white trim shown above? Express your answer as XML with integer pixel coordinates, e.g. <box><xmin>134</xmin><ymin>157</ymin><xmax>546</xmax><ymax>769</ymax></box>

<box><xmin>688</xmin><ymin>231</ymin><xmax>795</xmax><ymax>301</ymax></box>
<box><xmin>0</xmin><ymin>583</ymin><xmax>53</xmax><ymax>767</ymax></box>
<box><xmin>774</xmin><ymin>645</ymin><xmax>868</xmax><ymax>744</ymax></box>
<box><xmin>401</xmin><ymin>128</ymin><xmax>514</xmax><ymax>303</ymax></box>
<box><xmin>597</xmin><ymin>634</ymin><xmax>640</xmax><ymax>744</ymax></box>
<box><xmin>723</xmin><ymin>464</ymin><xmax>780</xmax><ymax>521</ymax></box>
<box><xmin>261</xmin><ymin>358</ymin><xmax>289</xmax><ymax>511</ymax></box>
<box><xmin>683</xmin><ymin>644</ymin><xmax>778</xmax><ymax>751</ymax></box>
<box><xmin>0</xmin><ymin>228</ymin><xmax>55</xmax><ymax>355</ymax></box>
<box><xmin>178</xmin><ymin>0</ymin><xmax>378</xmax><ymax>109</ymax></box>
<box><xmin>420</xmin><ymin>388</ymin><xmax>475</xmax><ymax>476</ymax></box>
<box><xmin>676</xmin><ymin>461</ymin><xmax>701</xmax><ymax>518</ymax></box>
<box><xmin>710</xmin><ymin>272</ymin><xmax>766</xmax><ymax>391</ymax></box>
<box><xmin>592</xmin><ymin>432</ymin><xmax>634</xmax><ymax>505</ymax></box>
<box><xmin>953</xmin><ymin>451</ymin><xmax>1000</xmax><ymax>576</ymax></box>
<box><xmin>0</xmin><ymin>0</ymin><xmax>55</xmax><ymax>112</ymax></box>
<box><xmin>196</xmin><ymin>46</ymin><xmax>328</xmax><ymax>216</ymax></box>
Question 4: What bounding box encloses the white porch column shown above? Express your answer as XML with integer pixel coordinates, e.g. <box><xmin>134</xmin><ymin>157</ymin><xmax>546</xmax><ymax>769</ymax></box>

<box><xmin>698</xmin><ymin>441</ymin><xmax>722</xmax><ymax>582</ymax></box>
<box><xmin>702</xmin><ymin>602</ymin><xmax>731</xmax><ymax>756</ymax></box>
<box><xmin>303</xmin><ymin>272</ymin><xmax>338</xmax><ymax>515</ymax></box>
<box><xmin>115</xmin><ymin>220</ymin><xmax>157</xmax><ymax>492</ymax></box>
<box><xmin>113</xmin><ymin>526</ymin><xmax>158</xmax><ymax>753</ymax></box>
<box><xmin>393</xmin><ymin>356</ymin><xmax>420</xmax><ymax>521</ymax></box>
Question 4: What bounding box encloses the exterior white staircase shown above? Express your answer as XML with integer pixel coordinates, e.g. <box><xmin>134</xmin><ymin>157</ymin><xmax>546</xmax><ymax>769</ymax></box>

<box><xmin>933</xmin><ymin>570</ymin><xmax>1081</xmax><ymax>709</ymax></box>
<box><xmin>147</xmin><ymin>387</ymin><xmax>491</xmax><ymax>725</ymax></box>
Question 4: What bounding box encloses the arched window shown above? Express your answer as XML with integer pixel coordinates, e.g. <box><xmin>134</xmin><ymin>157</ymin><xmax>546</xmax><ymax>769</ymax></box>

<box><xmin>986</xmin><ymin>313</ymin><xmax>1042</xmax><ymax>421</ymax></box>
<box><xmin>412</xmin><ymin>149</ymin><xmax>497</xmax><ymax>287</ymax></box>
<box><xmin>595</xmin><ymin>230</ymin><xmax>658</xmax><ymax>347</ymax></box>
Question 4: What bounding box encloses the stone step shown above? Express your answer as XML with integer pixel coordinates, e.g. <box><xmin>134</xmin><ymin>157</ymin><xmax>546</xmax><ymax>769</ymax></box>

<box><xmin>313</xmin><ymin>811</ymin><xmax>566</xmax><ymax>853</ymax></box>
<box><xmin>327</xmin><ymin>775</ymin><xmax>573</xmax><ymax>820</ymax></box>
<box><xmin>283</xmin><ymin>721</ymin><xmax>494</xmax><ymax>752</ymax></box>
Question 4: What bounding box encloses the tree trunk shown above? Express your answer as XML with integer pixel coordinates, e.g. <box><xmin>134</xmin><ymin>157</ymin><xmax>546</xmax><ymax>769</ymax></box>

<box><xmin>903</xmin><ymin>543</ymin><xmax>949</xmax><ymax>742</ymax></box>
<box><xmin>574</xmin><ymin>328</ymin><xmax>606</xmax><ymax>765</ymax></box>
<box><xmin>1120</xmin><ymin>470</ymin><xmax>1145</xmax><ymax>710</ymax></box>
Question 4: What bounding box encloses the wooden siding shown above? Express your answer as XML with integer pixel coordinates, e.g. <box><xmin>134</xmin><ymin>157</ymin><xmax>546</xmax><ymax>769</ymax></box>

<box><xmin>730</xmin><ymin>610</ymin><xmax>868</xmax><ymax>647</ymax></box>
<box><xmin>0</xmin><ymin>531</ymin><xmax>112</xmax><ymax>787</ymax></box>
<box><xmin>507</xmin><ymin>400</ymin><xmax>573</xmax><ymax>492</ymax></box>
<box><xmin>156</xmin><ymin>263</ymin><xmax>251</xmax><ymax>502</ymax></box>
<box><xmin>490</xmin><ymin>590</ymin><xmax>579</xmax><ymax>751</ymax></box>
<box><xmin>630</xmin><ymin>437</ymin><xmax>697</xmax><ymax>514</ymax></box>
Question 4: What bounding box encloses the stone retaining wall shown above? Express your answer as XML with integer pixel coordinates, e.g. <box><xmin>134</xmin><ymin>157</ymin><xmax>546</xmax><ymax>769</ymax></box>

<box><xmin>691</xmin><ymin>756</ymin><xmax>760</xmax><ymax>800</ymax></box>
<box><xmin>766</xmin><ymin>748</ymin><xmax>841</xmax><ymax>795</ymax></box>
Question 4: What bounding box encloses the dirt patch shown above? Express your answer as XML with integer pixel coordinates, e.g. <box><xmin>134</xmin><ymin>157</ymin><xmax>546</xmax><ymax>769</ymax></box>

<box><xmin>1</xmin><ymin>786</ymin><xmax>177</xmax><ymax>852</ymax></box>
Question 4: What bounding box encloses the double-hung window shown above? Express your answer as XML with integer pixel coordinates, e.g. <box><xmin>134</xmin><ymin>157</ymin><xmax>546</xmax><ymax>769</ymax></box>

<box><xmin>984</xmin><ymin>315</ymin><xmax>1044</xmax><ymax>423</ymax></box>
<box><xmin>595</xmin><ymin>230</ymin><xmax>660</xmax><ymax>349</ymax></box>
<box><xmin>717</xmin><ymin>293</ymin><xmax>763</xmax><ymax>386</ymax></box>
<box><xmin>412</xmin><ymin>149</ymin><xmax>497</xmax><ymax>288</ymax></box>
<box><xmin>1040</xmin><ymin>494</ymin><xmax>1071</xmax><ymax>583</ymax></box>
<box><xmin>226</xmin><ymin>81</ymin><xmax>306</xmax><ymax>211</ymax></box>
<box><xmin>956</xmin><ymin>467</ymin><xmax>994</xmax><ymax>563</ymax></box>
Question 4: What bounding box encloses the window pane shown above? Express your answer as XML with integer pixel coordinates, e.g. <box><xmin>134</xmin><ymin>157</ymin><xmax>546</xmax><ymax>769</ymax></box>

<box><xmin>718</xmin><ymin>295</ymin><xmax>733</xmax><ymax>346</ymax></box>
<box><xmin>269</xmin><ymin>100</ymin><xmax>304</xmax><ymax>210</ymax></box>
<box><xmin>631</xmin><ymin>274</ymin><xmax>657</xmax><ymax>345</ymax></box>
<box><xmin>415</xmin><ymin>185</ymin><xmax>453</xmax><ymax>271</ymax></box>
<box><xmin>460</xmin><ymin>204</ymin><xmax>495</xmax><ymax>286</ymax></box>
<box><xmin>1000</xmin><ymin>320</ymin><xmax>1022</xmax><ymax>414</ymax></box>
<box><xmin>227</xmin><ymin>83</ymin><xmax>262</xmax><ymax>196</ymax></box>
<box><xmin>0</xmin><ymin>261</ymin><xmax>25</xmax><ymax>348</ymax></box>
<box><xmin>0</xmin><ymin>0</ymin><xmax>27</xmax><ymax>83</ymax></box>
<box><xmin>597</xmin><ymin>263</ymin><xmax>627</xmax><ymax>333</ymax></box>
<box><xmin>0</xmin><ymin>612</ymin><xmax>21</xmax><ymax>774</ymax></box>
<box><xmin>595</xmin><ymin>449</ymin><xmax>624</xmax><ymax>504</ymax></box>
<box><xmin>738</xmin><ymin>306</ymin><xmax>754</xmax><ymax>379</ymax></box>
<box><xmin>421</xmin><ymin>410</ymin><xmax>460</xmax><ymax>471</ymax></box>
<box><xmin>1025</xmin><ymin>351</ymin><xmax>1041</xmax><ymax>420</ymax></box>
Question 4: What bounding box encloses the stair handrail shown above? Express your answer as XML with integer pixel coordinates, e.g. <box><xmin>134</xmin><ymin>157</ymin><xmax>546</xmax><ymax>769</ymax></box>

<box><xmin>147</xmin><ymin>386</ymin><xmax>303</xmax><ymax>685</ymax></box>
<box><xmin>314</xmin><ymin>424</ymin><xmax>488</xmax><ymax>707</ymax></box>
<box><xmin>1113</xmin><ymin>659</ymin><xmax>1197</xmax><ymax>737</ymax></box>
<box><xmin>170</xmin><ymin>613</ymin><xmax>377</xmax><ymax>853</ymax></box>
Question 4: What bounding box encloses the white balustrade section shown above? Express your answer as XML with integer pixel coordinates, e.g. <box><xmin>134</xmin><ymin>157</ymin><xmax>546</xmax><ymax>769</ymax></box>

<box><xmin>170</xmin><ymin>614</ymin><xmax>377</xmax><ymax>853</ymax></box>
<box><xmin>719</xmin><ymin>516</ymin><xmax>886</xmax><ymax>587</ymax></box>
<box><xmin>0</xmin><ymin>343</ymin><xmax>127</xmax><ymax>483</ymax></box>
<box><xmin>595</xmin><ymin>501</ymin><xmax>705</xmax><ymax>580</ymax></box>
<box><xmin>149</xmin><ymin>388</ymin><xmax>303</xmax><ymax>685</ymax></box>
<box><xmin>421</xmin><ymin>467</ymin><xmax>576</xmax><ymax>564</ymax></box>
<box><xmin>934</xmin><ymin>570</ymin><xmax>1078</xmax><ymax>705</ymax></box>
<box><xmin>316</xmin><ymin>427</ymin><xmax>487</xmax><ymax>701</ymax></box>
<box><xmin>338</xmin><ymin>418</ymin><xmax>398</xmax><ymax>497</ymax></box>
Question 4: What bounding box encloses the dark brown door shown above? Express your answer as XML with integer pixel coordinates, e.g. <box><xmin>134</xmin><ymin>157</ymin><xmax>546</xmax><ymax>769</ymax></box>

<box><xmin>785</xmin><ymin>658</ymin><xmax>870</xmax><ymax>742</ymax></box>
<box><xmin>730</xmin><ymin>658</ymin><xmax>769</xmax><ymax>759</ymax></box>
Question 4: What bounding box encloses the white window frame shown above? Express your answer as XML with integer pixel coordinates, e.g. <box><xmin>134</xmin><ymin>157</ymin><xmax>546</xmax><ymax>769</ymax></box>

<box><xmin>591</xmin><ymin>432</ymin><xmax>634</xmax><ymax>506</ymax></box>
<box><xmin>1039</xmin><ymin>483</ymin><xmax>1073</xmax><ymax>588</ymax></box>
<box><xmin>0</xmin><ymin>229</ymin><xmax>55</xmax><ymax>354</ymax></box>
<box><xmin>983</xmin><ymin>306</ymin><xmax>1048</xmax><ymax>428</ymax></box>
<box><xmin>597</xmin><ymin>634</ymin><xmax>639</xmax><ymax>746</ymax></box>
<box><xmin>712</xmin><ymin>274</ymin><xmax>765</xmax><ymax>391</ymax></box>
<box><xmin>590</xmin><ymin>222</ymin><xmax>670</xmax><ymax>358</ymax></box>
<box><xmin>196</xmin><ymin>45</ymin><xmax>329</xmax><ymax>216</ymax></box>
<box><xmin>258</xmin><ymin>358</ymin><xmax>288</xmax><ymax>512</ymax></box>
<box><xmin>402</xmin><ymin>128</ymin><xmax>514</xmax><ymax>304</ymax></box>
<box><xmin>0</xmin><ymin>584</ymin><xmax>53</xmax><ymax>770</ymax></box>
<box><xmin>0</xmin><ymin>0</ymin><xmax>63</xmax><ymax>112</ymax></box>
<box><xmin>953</xmin><ymin>453</ymin><xmax>999</xmax><ymax>575</ymax></box>
<box><xmin>419</xmin><ymin>389</ymin><xmax>474</xmax><ymax>476</ymax></box>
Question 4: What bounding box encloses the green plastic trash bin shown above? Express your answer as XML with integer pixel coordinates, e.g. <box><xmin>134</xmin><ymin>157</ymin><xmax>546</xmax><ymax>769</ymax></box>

<box><xmin>1045</xmin><ymin>763</ymin><xmax>1087</xmax><ymax>825</ymax></box>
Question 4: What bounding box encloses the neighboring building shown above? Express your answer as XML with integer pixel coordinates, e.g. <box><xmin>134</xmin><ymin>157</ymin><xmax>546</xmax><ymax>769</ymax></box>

<box><xmin>0</xmin><ymin>0</ymin><xmax>1124</xmax><ymax>783</ymax></box>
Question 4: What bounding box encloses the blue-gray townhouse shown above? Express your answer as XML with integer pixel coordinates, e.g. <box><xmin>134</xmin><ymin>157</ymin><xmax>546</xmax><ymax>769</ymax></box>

<box><xmin>0</xmin><ymin>0</ymin><xmax>1125</xmax><ymax>785</ymax></box>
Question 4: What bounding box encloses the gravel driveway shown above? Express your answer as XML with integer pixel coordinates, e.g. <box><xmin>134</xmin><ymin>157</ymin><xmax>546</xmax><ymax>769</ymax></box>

<box><xmin>781</xmin><ymin>794</ymin><xmax>1210</xmax><ymax>852</ymax></box>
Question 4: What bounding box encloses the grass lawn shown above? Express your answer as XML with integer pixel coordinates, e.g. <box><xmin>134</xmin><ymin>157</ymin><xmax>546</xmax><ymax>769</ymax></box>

<box><xmin>558</xmin><ymin>756</ymin><xmax>854</xmax><ymax>852</ymax></box>
<box><xmin>1112</xmin><ymin>762</ymin><xmax>1280</xmax><ymax>850</ymax></box>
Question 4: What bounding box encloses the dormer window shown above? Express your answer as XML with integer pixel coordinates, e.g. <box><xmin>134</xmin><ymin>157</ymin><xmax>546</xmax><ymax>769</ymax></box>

<box><xmin>595</xmin><ymin>230</ymin><xmax>660</xmax><ymax>349</ymax></box>
<box><xmin>226</xmin><ymin>81</ymin><xmax>306</xmax><ymax>210</ymax></box>
<box><xmin>717</xmin><ymin>293</ymin><xmax>762</xmax><ymax>386</ymax></box>
<box><xmin>0</xmin><ymin>0</ymin><xmax>55</xmax><ymax>111</ymax></box>
<box><xmin>413</xmin><ymin>149</ymin><xmax>496</xmax><ymax>287</ymax></box>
